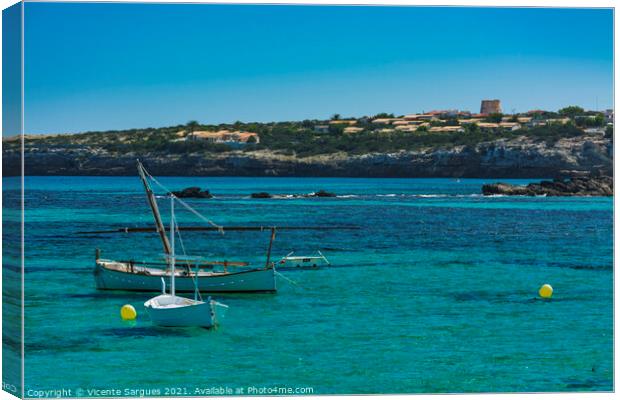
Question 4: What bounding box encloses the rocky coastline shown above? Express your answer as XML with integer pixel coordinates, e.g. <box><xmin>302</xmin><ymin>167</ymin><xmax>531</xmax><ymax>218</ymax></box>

<box><xmin>482</xmin><ymin>175</ymin><xmax>613</xmax><ymax>196</ymax></box>
<box><xmin>3</xmin><ymin>134</ymin><xmax>612</xmax><ymax>178</ymax></box>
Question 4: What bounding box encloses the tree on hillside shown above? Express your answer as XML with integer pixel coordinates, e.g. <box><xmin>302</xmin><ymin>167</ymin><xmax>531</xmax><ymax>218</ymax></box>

<box><xmin>329</xmin><ymin>124</ymin><xmax>344</xmax><ymax>135</ymax></box>
<box><xmin>558</xmin><ymin>106</ymin><xmax>585</xmax><ymax>118</ymax></box>
<box><xmin>186</xmin><ymin>120</ymin><xmax>200</xmax><ymax>135</ymax></box>
<box><xmin>575</xmin><ymin>114</ymin><xmax>605</xmax><ymax>128</ymax></box>
<box><xmin>331</xmin><ymin>113</ymin><xmax>341</xmax><ymax>120</ymax></box>
<box><xmin>373</xmin><ymin>112</ymin><xmax>395</xmax><ymax>119</ymax></box>
<box><xmin>464</xmin><ymin>123</ymin><xmax>481</xmax><ymax>134</ymax></box>
<box><xmin>485</xmin><ymin>113</ymin><xmax>503</xmax><ymax>123</ymax></box>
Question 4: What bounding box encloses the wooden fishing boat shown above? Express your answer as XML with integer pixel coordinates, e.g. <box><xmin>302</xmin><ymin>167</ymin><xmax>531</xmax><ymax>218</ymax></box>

<box><xmin>93</xmin><ymin>161</ymin><xmax>277</xmax><ymax>293</ymax></box>
<box><xmin>94</xmin><ymin>259</ymin><xmax>276</xmax><ymax>292</ymax></box>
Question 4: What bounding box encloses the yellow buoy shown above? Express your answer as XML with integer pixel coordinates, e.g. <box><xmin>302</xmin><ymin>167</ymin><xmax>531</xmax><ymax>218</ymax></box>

<box><xmin>120</xmin><ymin>304</ymin><xmax>137</xmax><ymax>320</ymax></box>
<box><xmin>539</xmin><ymin>284</ymin><xmax>553</xmax><ymax>299</ymax></box>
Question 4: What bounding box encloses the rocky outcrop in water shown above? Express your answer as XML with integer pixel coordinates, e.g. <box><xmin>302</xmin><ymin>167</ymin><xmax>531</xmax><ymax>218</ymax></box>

<box><xmin>250</xmin><ymin>190</ymin><xmax>337</xmax><ymax>199</ymax></box>
<box><xmin>312</xmin><ymin>190</ymin><xmax>336</xmax><ymax>197</ymax></box>
<box><xmin>170</xmin><ymin>187</ymin><xmax>213</xmax><ymax>198</ymax></box>
<box><xmin>482</xmin><ymin>175</ymin><xmax>613</xmax><ymax>196</ymax></box>
<box><xmin>251</xmin><ymin>192</ymin><xmax>272</xmax><ymax>199</ymax></box>
<box><xmin>3</xmin><ymin>134</ymin><xmax>612</xmax><ymax>178</ymax></box>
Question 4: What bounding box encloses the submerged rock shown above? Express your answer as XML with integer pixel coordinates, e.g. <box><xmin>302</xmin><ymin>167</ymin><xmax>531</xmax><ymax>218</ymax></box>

<box><xmin>170</xmin><ymin>187</ymin><xmax>213</xmax><ymax>198</ymax></box>
<box><xmin>482</xmin><ymin>176</ymin><xmax>613</xmax><ymax>197</ymax></box>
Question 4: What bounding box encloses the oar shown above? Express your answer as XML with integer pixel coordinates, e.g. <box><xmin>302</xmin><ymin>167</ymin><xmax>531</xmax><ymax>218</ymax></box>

<box><xmin>76</xmin><ymin>225</ymin><xmax>360</xmax><ymax>235</ymax></box>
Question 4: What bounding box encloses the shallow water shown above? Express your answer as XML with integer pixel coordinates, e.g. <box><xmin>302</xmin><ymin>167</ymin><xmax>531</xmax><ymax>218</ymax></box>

<box><xmin>3</xmin><ymin>176</ymin><xmax>613</xmax><ymax>394</ymax></box>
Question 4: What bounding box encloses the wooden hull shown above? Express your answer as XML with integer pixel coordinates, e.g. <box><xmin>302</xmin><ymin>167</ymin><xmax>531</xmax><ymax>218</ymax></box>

<box><xmin>144</xmin><ymin>295</ymin><xmax>228</xmax><ymax>327</ymax></box>
<box><xmin>94</xmin><ymin>261</ymin><xmax>276</xmax><ymax>293</ymax></box>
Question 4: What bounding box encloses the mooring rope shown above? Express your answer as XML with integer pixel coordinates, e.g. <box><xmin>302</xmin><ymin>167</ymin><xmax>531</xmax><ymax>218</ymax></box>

<box><xmin>275</xmin><ymin>270</ymin><xmax>301</xmax><ymax>288</ymax></box>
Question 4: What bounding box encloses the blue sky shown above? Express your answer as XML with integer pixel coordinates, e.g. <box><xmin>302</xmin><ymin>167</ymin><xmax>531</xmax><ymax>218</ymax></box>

<box><xmin>22</xmin><ymin>4</ymin><xmax>613</xmax><ymax>134</ymax></box>
<box><xmin>3</xmin><ymin>2</ymin><xmax>21</xmax><ymax>136</ymax></box>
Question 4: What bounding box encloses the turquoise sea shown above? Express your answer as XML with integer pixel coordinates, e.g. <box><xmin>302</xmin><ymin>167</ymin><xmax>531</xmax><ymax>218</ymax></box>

<box><xmin>3</xmin><ymin>176</ymin><xmax>614</xmax><ymax>395</ymax></box>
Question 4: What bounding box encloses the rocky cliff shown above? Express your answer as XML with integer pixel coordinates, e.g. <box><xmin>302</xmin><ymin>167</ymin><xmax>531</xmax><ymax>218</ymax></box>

<box><xmin>3</xmin><ymin>134</ymin><xmax>612</xmax><ymax>178</ymax></box>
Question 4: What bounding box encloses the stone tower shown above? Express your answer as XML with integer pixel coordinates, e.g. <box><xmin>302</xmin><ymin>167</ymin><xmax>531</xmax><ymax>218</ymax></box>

<box><xmin>480</xmin><ymin>99</ymin><xmax>501</xmax><ymax>114</ymax></box>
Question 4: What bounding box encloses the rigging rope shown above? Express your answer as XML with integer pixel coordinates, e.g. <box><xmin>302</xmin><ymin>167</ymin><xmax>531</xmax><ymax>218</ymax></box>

<box><xmin>175</xmin><ymin>224</ymin><xmax>203</xmax><ymax>301</ymax></box>
<box><xmin>139</xmin><ymin>164</ymin><xmax>290</xmax><ymax>296</ymax></box>
<box><xmin>142</xmin><ymin>168</ymin><xmax>224</xmax><ymax>234</ymax></box>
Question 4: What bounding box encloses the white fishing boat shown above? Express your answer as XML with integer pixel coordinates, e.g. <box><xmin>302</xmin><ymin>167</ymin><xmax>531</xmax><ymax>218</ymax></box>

<box><xmin>278</xmin><ymin>251</ymin><xmax>330</xmax><ymax>269</ymax></box>
<box><xmin>144</xmin><ymin>195</ymin><xmax>228</xmax><ymax>328</ymax></box>
<box><xmin>92</xmin><ymin>161</ymin><xmax>277</xmax><ymax>293</ymax></box>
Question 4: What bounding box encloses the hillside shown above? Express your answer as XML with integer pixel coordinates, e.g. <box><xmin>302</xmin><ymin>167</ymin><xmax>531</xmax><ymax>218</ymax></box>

<box><xmin>2</xmin><ymin>118</ymin><xmax>613</xmax><ymax>177</ymax></box>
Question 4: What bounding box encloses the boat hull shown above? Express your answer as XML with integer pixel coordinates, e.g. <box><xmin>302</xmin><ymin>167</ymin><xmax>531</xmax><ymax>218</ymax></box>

<box><xmin>279</xmin><ymin>258</ymin><xmax>328</xmax><ymax>270</ymax></box>
<box><xmin>144</xmin><ymin>295</ymin><xmax>228</xmax><ymax>327</ymax></box>
<box><xmin>278</xmin><ymin>252</ymin><xmax>330</xmax><ymax>270</ymax></box>
<box><xmin>94</xmin><ymin>261</ymin><xmax>276</xmax><ymax>293</ymax></box>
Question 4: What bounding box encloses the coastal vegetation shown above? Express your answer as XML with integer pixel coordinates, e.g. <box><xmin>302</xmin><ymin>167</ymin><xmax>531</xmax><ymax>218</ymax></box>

<box><xmin>4</xmin><ymin>106</ymin><xmax>611</xmax><ymax>158</ymax></box>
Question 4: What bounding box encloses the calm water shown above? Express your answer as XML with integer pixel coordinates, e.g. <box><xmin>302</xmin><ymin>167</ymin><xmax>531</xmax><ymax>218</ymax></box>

<box><xmin>3</xmin><ymin>176</ymin><xmax>614</xmax><ymax>395</ymax></box>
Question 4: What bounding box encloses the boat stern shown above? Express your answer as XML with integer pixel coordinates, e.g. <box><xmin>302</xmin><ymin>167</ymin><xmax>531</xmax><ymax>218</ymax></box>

<box><xmin>211</xmin><ymin>299</ymin><xmax>229</xmax><ymax>325</ymax></box>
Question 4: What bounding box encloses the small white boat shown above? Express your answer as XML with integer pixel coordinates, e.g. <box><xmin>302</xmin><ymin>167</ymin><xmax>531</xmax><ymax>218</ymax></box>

<box><xmin>144</xmin><ymin>194</ymin><xmax>228</xmax><ymax>328</ymax></box>
<box><xmin>278</xmin><ymin>251</ymin><xmax>330</xmax><ymax>269</ymax></box>
<box><xmin>144</xmin><ymin>294</ymin><xmax>228</xmax><ymax>328</ymax></box>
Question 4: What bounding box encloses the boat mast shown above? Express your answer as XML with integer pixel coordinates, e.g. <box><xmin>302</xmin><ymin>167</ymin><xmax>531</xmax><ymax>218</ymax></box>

<box><xmin>137</xmin><ymin>161</ymin><xmax>172</xmax><ymax>255</ymax></box>
<box><xmin>265</xmin><ymin>227</ymin><xmax>276</xmax><ymax>268</ymax></box>
<box><xmin>170</xmin><ymin>195</ymin><xmax>176</xmax><ymax>297</ymax></box>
